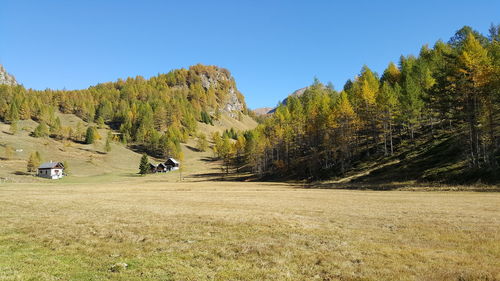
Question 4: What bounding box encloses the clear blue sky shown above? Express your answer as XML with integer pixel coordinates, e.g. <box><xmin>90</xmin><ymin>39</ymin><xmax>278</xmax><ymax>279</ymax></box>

<box><xmin>1</xmin><ymin>0</ymin><xmax>498</xmax><ymax>109</ymax></box>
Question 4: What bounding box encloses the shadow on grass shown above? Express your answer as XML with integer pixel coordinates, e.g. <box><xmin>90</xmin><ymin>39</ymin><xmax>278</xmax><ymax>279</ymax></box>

<box><xmin>13</xmin><ymin>171</ymin><xmax>31</xmax><ymax>176</ymax></box>
<box><xmin>199</xmin><ymin>157</ymin><xmax>217</xmax><ymax>162</ymax></box>
<box><xmin>77</xmin><ymin>147</ymin><xmax>107</xmax><ymax>155</ymax></box>
<box><xmin>185</xmin><ymin>145</ymin><xmax>201</xmax><ymax>152</ymax></box>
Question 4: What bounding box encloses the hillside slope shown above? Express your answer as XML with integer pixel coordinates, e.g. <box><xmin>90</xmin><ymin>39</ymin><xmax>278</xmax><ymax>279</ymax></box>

<box><xmin>0</xmin><ymin>115</ymin><xmax>141</xmax><ymax>183</ymax></box>
<box><xmin>0</xmin><ymin>64</ymin><xmax>257</xmax><ymax>183</ymax></box>
<box><xmin>0</xmin><ymin>112</ymin><xmax>255</xmax><ymax>183</ymax></box>
<box><xmin>314</xmin><ymin>130</ymin><xmax>500</xmax><ymax>189</ymax></box>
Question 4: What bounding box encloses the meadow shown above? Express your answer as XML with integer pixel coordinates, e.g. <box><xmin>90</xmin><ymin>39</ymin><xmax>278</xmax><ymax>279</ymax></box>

<box><xmin>0</xmin><ymin>178</ymin><xmax>498</xmax><ymax>281</ymax></box>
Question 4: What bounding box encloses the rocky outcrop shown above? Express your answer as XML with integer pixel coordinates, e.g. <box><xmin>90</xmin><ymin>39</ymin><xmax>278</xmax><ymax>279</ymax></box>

<box><xmin>0</xmin><ymin>64</ymin><xmax>17</xmax><ymax>86</ymax></box>
<box><xmin>224</xmin><ymin>87</ymin><xmax>244</xmax><ymax>114</ymax></box>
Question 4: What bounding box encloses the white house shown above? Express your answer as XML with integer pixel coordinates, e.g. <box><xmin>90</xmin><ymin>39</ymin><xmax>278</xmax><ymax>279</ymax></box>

<box><xmin>37</xmin><ymin>162</ymin><xmax>65</xmax><ymax>179</ymax></box>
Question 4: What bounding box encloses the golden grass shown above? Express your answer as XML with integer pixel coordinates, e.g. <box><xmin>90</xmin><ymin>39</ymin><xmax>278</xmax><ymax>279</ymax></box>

<box><xmin>0</xmin><ymin>180</ymin><xmax>498</xmax><ymax>280</ymax></box>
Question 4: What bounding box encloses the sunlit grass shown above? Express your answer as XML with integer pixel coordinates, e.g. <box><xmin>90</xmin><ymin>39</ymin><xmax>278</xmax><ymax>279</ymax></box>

<box><xmin>1</xmin><ymin>181</ymin><xmax>498</xmax><ymax>280</ymax></box>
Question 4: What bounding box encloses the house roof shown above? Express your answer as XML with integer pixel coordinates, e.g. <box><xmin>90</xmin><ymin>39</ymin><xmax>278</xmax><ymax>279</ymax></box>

<box><xmin>38</xmin><ymin>162</ymin><xmax>64</xmax><ymax>169</ymax></box>
<box><xmin>166</xmin><ymin>158</ymin><xmax>179</xmax><ymax>164</ymax></box>
<box><xmin>157</xmin><ymin>163</ymin><xmax>167</xmax><ymax>168</ymax></box>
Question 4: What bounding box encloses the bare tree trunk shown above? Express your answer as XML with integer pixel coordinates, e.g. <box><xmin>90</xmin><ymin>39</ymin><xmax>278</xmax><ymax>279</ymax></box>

<box><xmin>383</xmin><ymin>121</ymin><xmax>388</xmax><ymax>156</ymax></box>
<box><xmin>389</xmin><ymin>120</ymin><xmax>394</xmax><ymax>156</ymax></box>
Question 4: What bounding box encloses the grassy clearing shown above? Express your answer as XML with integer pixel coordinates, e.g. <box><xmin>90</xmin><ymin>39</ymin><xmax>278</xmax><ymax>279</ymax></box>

<box><xmin>0</xmin><ymin>181</ymin><xmax>498</xmax><ymax>281</ymax></box>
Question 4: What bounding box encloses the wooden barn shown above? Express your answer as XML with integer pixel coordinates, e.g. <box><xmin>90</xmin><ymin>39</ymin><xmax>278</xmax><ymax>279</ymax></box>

<box><xmin>149</xmin><ymin>163</ymin><xmax>157</xmax><ymax>173</ymax></box>
<box><xmin>37</xmin><ymin>162</ymin><xmax>65</xmax><ymax>179</ymax></box>
<box><xmin>165</xmin><ymin>158</ymin><xmax>180</xmax><ymax>171</ymax></box>
<box><xmin>156</xmin><ymin>163</ymin><xmax>168</xmax><ymax>173</ymax></box>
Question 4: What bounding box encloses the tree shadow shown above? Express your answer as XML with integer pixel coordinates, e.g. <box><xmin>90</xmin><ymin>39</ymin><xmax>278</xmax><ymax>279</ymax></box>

<box><xmin>200</xmin><ymin>157</ymin><xmax>217</xmax><ymax>162</ymax></box>
<box><xmin>13</xmin><ymin>171</ymin><xmax>31</xmax><ymax>176</ymax></box>
<box><xmin>185</xmin><ymin>145</ymin><xmax>201</xmax><ymax>152</ymax></box>
<box><xmin>121</xmin><ymin>172</ymin><xmax>143</xmax><ymax>178</ymax></box>
<box><xmin>77</xmin><ymin>147</ymin><xmax>107</xmax><ymax>155</ymax></box>
<box><xmin>186</xmin><ymin>172</ymin><xmax>254</xmax><ymax>182</ymax></box>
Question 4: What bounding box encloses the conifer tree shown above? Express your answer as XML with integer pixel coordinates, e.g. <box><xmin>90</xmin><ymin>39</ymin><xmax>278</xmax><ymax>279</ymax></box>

<box><xmin>219</xmin><ymin>135</ymin><xmax>233</xmax><ymax>174</ymax></box>
<box><xmin>105</xmin><ymin>136</ymin><xmax>112</xmax><ymax>153</ymax></box>
<box><xmin>196</xmin><ymin>133</ymin><xmax>208</xmax><ymax>152</ymax></box>
<box><xmin>377</xmin><ymin>82</ymin><xmax>400</xmax><ymax>155</ymax></box>
<box><xmin>33</xmin><ymin>122</ymin><xmax>49</xmax><ymax>138</ymax></box>
<box><xmin>335</xmin><ymin>91</ymin><xmax>358</xmax><ymax>172</ymax></box>
<box><xmin>27</xmin><ymin>152</ymin><xmax>41</xmax><ymax>173</ymax></box>
<box><xmin>381</xmin><ymin>62</ymin><xmax>401</xmax><ymax>86</ymax></box>
<box><xmin>9</xmin><ymin>120</ymin><xmax>18</xmax><ymax>135</ymax></box>
<box><xmin>85</xmin><ymin>127</ymin><xmax>96</xmax><ymax>144</ymax></box>
<box><xmin>75</xmin><ymin>121</ymin><xmax>85</xmax><ymax>142</ymax></box>
<box><xmin>19</xmin><ymin>99</ymin><xmax>31</xmax><ymax>120</ymax></box>
<box><xmin>7</xmin><ymin>102</ymin><xmax>19</xmax><ymax>122</ymax></box>
<box><xmin>456</xmin><ymin>32</ymin><xmax>494</xmax><ymax>167</ymax></box>
<box><xmin>139</xmin><ymin>154</ymin><xmax>149</xmax><ymax>175</ymax></box>
<box><xmin>51</xmin><ymin>117</ymin><xmax>63</xmax><ymax>139</ymax></box>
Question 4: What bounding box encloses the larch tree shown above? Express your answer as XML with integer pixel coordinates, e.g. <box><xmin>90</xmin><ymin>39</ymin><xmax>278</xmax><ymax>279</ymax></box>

<box><xmin>457</xmin><ymin>32</ymin><xmax>494</xmax><ymax>167</ymax></box>
<box><xmin>27</xmin><ymin>152</ymin><xmax>41</xmax><ymax>173</ymax></box>
<box><xmin>377</xmin><ymin>81</ymin><xmax>400</xmax><ymax>155</ymax></box>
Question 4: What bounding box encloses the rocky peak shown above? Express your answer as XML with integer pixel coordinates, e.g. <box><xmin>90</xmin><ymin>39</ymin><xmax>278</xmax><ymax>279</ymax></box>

<box><xmin>193</xmin><ymin>65</ymin><xmax>245</xmax><ymax>117</ymax></box>
<box><xmin>0</xmin><ymin>64</ymin><xmax>17</xmax><ymax>86</ymax></box>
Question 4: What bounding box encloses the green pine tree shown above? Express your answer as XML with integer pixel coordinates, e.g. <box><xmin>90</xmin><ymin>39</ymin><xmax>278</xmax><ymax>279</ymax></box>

<box><xmin>85</xmin><ymin>127</ymin><xmax>96</xmax><ymax>144</ymax></box>
<box><xmin>33</xmin><ymin>122</ymin><xmax>49</xmax><ymax>138</ymax></box>
<box><xmin>139</xmin><ymin>154</ymin><xmax>149</xmax><ymax>175</ymax></box>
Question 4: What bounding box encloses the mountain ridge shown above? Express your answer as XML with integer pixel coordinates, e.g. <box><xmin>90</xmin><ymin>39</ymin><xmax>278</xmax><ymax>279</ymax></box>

<box><xmin>253</xmin><ymin>86</ymin><xmax>312</xmax><ymax>115</ymax></box>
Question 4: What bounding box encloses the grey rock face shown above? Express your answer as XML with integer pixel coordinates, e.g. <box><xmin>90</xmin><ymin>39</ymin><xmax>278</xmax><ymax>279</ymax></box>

<box><xmin>225</xmin><ymin>87</ymin><xmax>243</xmax><ymax>113</ymax></box>
<box><xmin>199</xmin><ymin>69</ymin><xmax>244</xmax><ymax>118</ymax></box>
<box><xmin>0</xmin><ymin>64</ymin><xmax>17</xmax><ymax>86</ymax></box>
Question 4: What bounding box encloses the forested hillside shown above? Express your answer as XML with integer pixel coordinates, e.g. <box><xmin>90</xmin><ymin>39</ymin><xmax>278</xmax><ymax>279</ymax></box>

<box><xmin>215</xmin><ymin>26</ymin><xmax>500</xmax><ymax>184</ymax></box>
<box><xmin>1</xmin><ymin>26</ymin><xmax>499</xmax><ymax>185</ymax></box>
<box><xmin>0</xmin><ymin>64</ymin><xmax>251</xmax><ymax>160</ymax></box>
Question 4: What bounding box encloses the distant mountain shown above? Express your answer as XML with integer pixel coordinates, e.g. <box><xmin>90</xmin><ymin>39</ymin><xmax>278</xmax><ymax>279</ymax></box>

<box><xmin>0</xmin><ymin>64</ymin><xmax>17</xmax><ymax>86</ymax></box>
<box><xmin>266</xmin><ymin>86</ymin><xmax>310</xmax><ymax>114</ymax></box>
<box><xmin>253</xmin><ymin>107</ymin><xmax>273</xmax><ymax>116</ymax></box>
<box><xmin>279</xmin><ymin>87</ymin><xmax>309</xmax><ymax>106</ymax></box>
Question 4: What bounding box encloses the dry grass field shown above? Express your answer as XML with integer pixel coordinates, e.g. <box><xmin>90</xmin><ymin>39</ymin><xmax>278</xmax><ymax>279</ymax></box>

<box><xmin>1</xmin><ymin>115</ymin><xmax>498</xmax><ymax>280</ymax></box>
<box><xmin>0</xmin><ymin>179</ymin><xmax>499</xmax><ymax>281</ymax></box>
